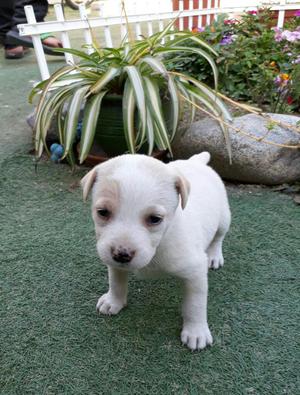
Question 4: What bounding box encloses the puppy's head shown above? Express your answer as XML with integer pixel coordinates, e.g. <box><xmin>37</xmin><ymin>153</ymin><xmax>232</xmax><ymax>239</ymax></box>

<box><xmin>81</xmin><ymin>154</ymin><xmax>190</xmax><ymax>271</ymax></box>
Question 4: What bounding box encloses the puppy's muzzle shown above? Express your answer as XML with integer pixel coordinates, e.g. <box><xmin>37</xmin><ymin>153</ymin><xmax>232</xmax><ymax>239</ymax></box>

<box><xmin>111</xmin><ymin>246</ymin><xmax>136</xmax><ymax>264</ymax></box>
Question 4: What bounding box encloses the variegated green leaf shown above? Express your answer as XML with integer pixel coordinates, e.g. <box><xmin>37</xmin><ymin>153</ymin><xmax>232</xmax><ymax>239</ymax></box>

<box><xmin>127</xmin><ymin>42</ymin><xmax>150</xmax><ymax>64</ymax></box>
<box><xmin>57</xmin><ymin>104</ymin><xmax>65</xmax><ymax>147</ymax></box>
<box><xmin>164</xmin><ymin>31</ymin><xmax>218</xmax><ymax>57</ymax></box>
<box><xmin>35</xmin><ymin>86</ymin><xmax>73</xmax><ymax>155</ymax></box>
<box><xmin>29</xmin><ymin>79</ymin><xmax>48</xmax><ymax>104</ymax></box>
<box><xmin>145</xmin><ymin>109</ymin><xmax>158</xmax><ymax>153</ymax></box>
<box><xmin>182</xmin><ymin>82</ymin><xmax>221</xmax><ymax>117</ymax></box>
<box><xmin>122</xmin><ymin>80</ymin><xmax>136</xmax><ymax>153</ymax></box>
<box><xmin>124</xmin><ymin>65</ymin><xmax>147</xmax><ymax>145</ymax></box>
<box><xmin>34</xmin><ymin>65</ymin><xmax>76</xmax><ymax>119</ymax></box>
<box><xmin>89</xmin><ymin>67</ymin><xmax>120</xmax><ymax>95</ymax></box>
<box><xmin>178</xmin><ymin>74</ymin><xmax>232</xmax><ymax>121</ymax></box>
<box><xmin>63</xmin><ymin>85</ymin><xmax>90</xmax><ymax>158</ymax></box>
<box><xmin>177</xmin><ymin>82</ymin><xmax>196</xmax><ymax>125</ymax></box>
<box><xmin>138</xmin><ymin>56</ymin><xmax>180</xmax><ymax>140</ymax></box>
<box><xmin>33</xmin><ymin>66</ymin><xmax>76</xmax><ymax>153</ymax></box>
<box><xmin>181</xmin><ymin>82</ymin><xmax>232</xmax><ymax>161</ymax></box>
<box><xmin>143</xmin><ymin>77</ymin><xmax>172</xmax><ymax>154</ymax></box>
<box><xmin>150</xmin><ymin>18</ymin><xmax>177</xmax><ymax>47</ymax></box>
<box><xmin>153</xmin><ymin>119</ymin><xmax>168</xmax><ymax>151</ymax></box>
<box><xmin>79</xmin><ymin>91</ymin><xmax>107</xmax><ymax>164</ymax></box>
<box><xmin>156</xmin><ymin>46</ymin><xmax>219</xmax><ymax>90</ymax></box>
<box><xmin>66</xmin><ymin>146</ymin><xmax>76</xmax><ymax>170</ymax></box>
<box><xmin>81</xmin><ymin>17</ymin><xmax>104</xmax><ymax>58</ymax></box>
<box><xmin>30</xmin><ymin>65</ymin><xmax>75</xmax><ymax>105</ymax></box>
<box><xmin>51</xmin><ymin>47</ymin><xmax>99</xmax><ymax>61</ymax></box>
<box><xmin>40</xmin><ymin>91</ymin><xmax>72</xmax><ymax>156</ymax></box>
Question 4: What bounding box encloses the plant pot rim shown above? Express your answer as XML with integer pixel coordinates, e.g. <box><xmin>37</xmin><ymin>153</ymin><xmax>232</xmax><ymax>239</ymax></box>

<box><xmin>102</xmin><ymin>93</ymin><xmax>123</xmax><ymax>101</ymax></box>
<box><xmin>80</xmin><ymin>147</ymin><xmax>168</xmax><ymax>167</ymax></box>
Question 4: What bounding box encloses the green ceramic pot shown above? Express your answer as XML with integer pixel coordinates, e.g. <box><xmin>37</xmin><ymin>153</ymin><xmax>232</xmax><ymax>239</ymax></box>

<box><xmin>94</xmin><ymin>94</ymin><xmax>128</xmax><ymax>156</ymax></box>
<box><xmin>94</xmin><ymin>93</ymin><xmax>172</xmax><ymax>157</ymax></box>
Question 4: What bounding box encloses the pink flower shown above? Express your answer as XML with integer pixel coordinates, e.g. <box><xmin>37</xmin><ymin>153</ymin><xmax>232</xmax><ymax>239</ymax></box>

<box><xmin>294</xmin><ymin>10</ymin><xmax>300</xmax><ymax>17</ymax></box>
<box><xmin>224</xmin><ymin>18</ymin><xmax>238</xmax><ymax>25</ymax></box>
<box><xmin>247</xmin><ymin>10</ymin><xmax>257</xmax><ymax>15</ymax></box>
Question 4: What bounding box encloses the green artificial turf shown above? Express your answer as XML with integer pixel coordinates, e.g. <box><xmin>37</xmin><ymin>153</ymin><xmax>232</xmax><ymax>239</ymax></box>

<box><xmin>1</xmin><ymin>8</ymin><xmax>299</xmax><ymax>395</ymax></box>
<box><xmin>1</xmin><ymin>153</ymin><xmax>299</xmax><ymax>395</ymax></box>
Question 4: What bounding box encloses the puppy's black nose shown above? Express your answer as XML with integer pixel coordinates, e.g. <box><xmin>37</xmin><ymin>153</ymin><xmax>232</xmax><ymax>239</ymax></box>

<box><xmin>111</xmin><ymin>247</ymin><xmax>135</xmax><ymax>263</ymax></box>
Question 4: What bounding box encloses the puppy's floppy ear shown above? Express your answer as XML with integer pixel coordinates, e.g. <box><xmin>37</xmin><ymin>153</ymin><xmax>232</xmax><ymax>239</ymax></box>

<box><xmin>80</xmin><ymin>167</ymin><xmax>97</xmax><ymax>201</ymax></box>
<box><xmin>175</xmin><ymin>174</ymin><xmax>190</xmax><ymax>209</ymax></box>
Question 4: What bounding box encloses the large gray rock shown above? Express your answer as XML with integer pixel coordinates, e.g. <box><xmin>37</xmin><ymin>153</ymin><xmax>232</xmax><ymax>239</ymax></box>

<box><xmin>172</xmin><ymin>113</ymin><xmax>300</xmax><ymax>185</ymax></box>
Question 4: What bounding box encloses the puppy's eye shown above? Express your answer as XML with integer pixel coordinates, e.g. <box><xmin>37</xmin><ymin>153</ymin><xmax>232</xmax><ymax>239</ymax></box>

<box><xmin>97</xmin><ymin>208</ymin><xmax>111</xmax><ymax>220</ymax></box>
<box><xmin>146</xmin><ymin>214</ymin><xmax>163</xmax><ymax>226</ymax></box>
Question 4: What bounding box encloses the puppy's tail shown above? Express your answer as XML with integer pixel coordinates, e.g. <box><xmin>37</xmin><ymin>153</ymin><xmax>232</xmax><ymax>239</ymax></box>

<box><xmin>190</xmin><ymin>151</ymin><xmax>211</xmax><ymax>165</ymax></box>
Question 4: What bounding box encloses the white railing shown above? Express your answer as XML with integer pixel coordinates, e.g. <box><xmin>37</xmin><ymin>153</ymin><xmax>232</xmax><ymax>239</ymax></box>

<box><xmin>17</xmin><ymin>1</ymin><xmax>300</xmax><ymax>81</ymax></box>
<box><xmin>98</xmin><ymin>0</ymin><xmax>173</xmax><ymax>17</ymax></box>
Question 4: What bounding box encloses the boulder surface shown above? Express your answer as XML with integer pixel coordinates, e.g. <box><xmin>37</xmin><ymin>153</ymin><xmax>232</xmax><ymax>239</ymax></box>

<box><xmin>172</xmin><ymin>113</ymin><xmax>300</xmax><ymax>185</ymax></box>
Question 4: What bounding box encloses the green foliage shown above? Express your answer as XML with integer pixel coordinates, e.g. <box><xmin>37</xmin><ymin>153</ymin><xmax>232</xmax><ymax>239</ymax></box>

<box><xmin>30</xmin><ymin>24</ymin><xmax>231</xmax><ymax>166</ymax></box>
<box><xmin>173</xmin><ymin>9</ymin><xmax>300</xmax><ymax>113</ymax></box>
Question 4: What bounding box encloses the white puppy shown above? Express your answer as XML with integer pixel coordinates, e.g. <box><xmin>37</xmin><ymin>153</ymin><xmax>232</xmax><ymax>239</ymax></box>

<box><xmin>81</xmin><ymin>152</ymin><xmax>231</xmax><ymax>351</ymax></box>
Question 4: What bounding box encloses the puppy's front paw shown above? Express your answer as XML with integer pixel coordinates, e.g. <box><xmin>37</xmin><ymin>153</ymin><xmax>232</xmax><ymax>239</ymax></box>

<box><xmin>208</xmin><ymin>253</ymin><xmax>224</xmax><ymax>270</ymax></box>
<box><xmin>96</xmin><ymin>293</ymin><xmax>126</xmax><ymax>315</ymax></box>
<box><xmin>181</xmin><ymin>324</ymin><xmax>213</xmax><ymax>351</ymax></box>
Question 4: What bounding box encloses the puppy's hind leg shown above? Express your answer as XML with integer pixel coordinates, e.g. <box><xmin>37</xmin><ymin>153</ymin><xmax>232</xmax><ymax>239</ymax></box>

<box><xmin>207</xmin><ymin>210</ymin><xmax>230</xmax><ymax>270</ymax></box>
<box><xmin>96</xmin><ymin>267</ymin><xmax>128</xmax><ymax>315</ymax></box>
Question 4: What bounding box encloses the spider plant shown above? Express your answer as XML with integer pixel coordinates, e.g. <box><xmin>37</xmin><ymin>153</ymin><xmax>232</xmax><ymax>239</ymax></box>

<box><xmin>30</xmin><ymin>19</ymin><xmax>232</xmax><ymax>166</ymax></box>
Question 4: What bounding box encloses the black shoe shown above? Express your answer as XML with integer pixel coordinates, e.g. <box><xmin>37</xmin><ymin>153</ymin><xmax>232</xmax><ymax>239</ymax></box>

<box><xmin>5</xmin><ymin>45</ymin><xmax>24</xmax><ymax>59</ymax></box>
<box><xmin>6</xmin><ymin>30</ymin><xmax>64</xmax><ymax>56</ymax></box>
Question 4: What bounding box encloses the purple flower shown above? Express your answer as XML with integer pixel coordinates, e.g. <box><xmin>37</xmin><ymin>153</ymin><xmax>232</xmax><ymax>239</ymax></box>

<box><xmin>220</xmin><ymin>35</ymin><xmax>234</xmax><ymax>45</ymax></box>
<box><xmin>282</xmin><ymin>30</ymin><xmax>300</xmax><ymax>42</ymax></box>
<box><xmin>292</xmin><ymin>55</ymin><xmax>300</xmax><ymax>64</ymax></box>
<box><xmin>274</xmin><ymin>74</ymin><xmax>290</xmax><ymax>93</ymax></box>
<box><xmin>274</xmin><ymin>76</ymin><xmax>282</xmax><ymax>86</ymax></box>
<box><xmin>272</xmin><ymin>27</ymin><xmax>283</xmax><ymax>42</ymax></box>
<box><xmin>272</xmin><ymin>27</ymin><xmax>300</xmax><ymax>42</ymax></box>
<box><xmin>294</xmin><ymin>10</ymin><xmax>300</xmax><ymax>17</ymax></box>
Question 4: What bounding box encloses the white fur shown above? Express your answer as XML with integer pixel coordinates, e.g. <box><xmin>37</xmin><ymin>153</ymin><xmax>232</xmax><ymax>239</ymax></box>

<box><xmin>81</xmin><ymin>152</ymin><xmax>231</xmax><ymax>351</ymax></box>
